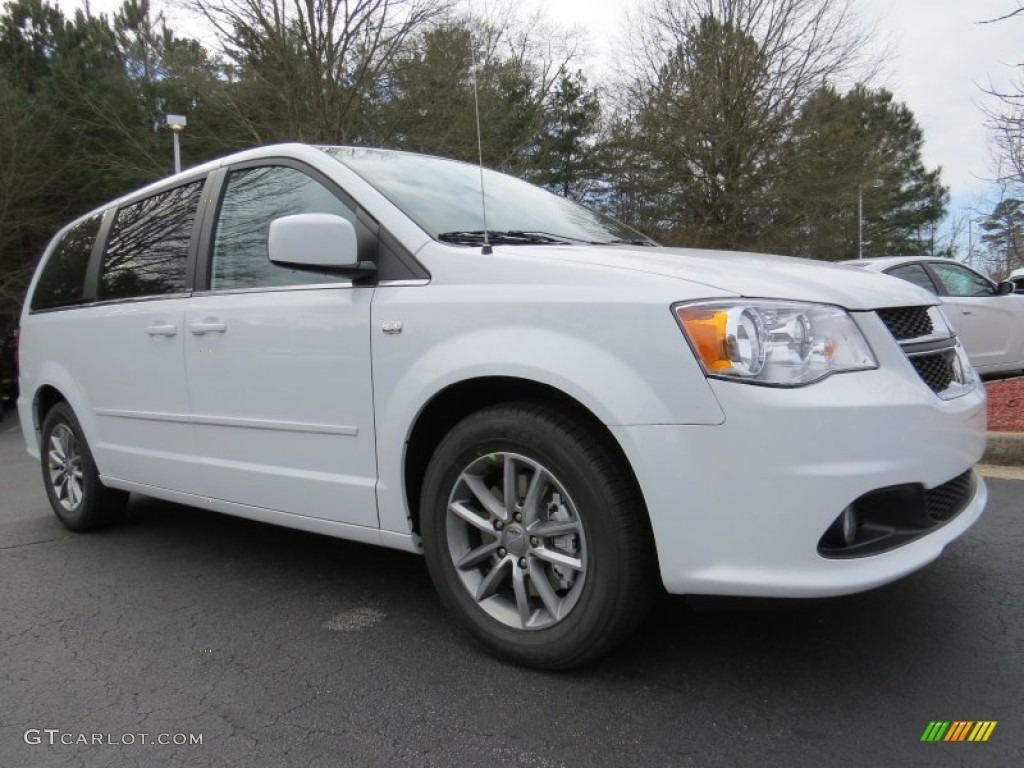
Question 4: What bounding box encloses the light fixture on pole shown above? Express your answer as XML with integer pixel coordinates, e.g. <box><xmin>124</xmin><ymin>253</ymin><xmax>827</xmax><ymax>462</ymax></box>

<box><xmin>165</xmin><ymin>114</ymin><xmax>187</xmax><ymax>174</ymax></box>
<box><xmin>857</xmin><ymin>179</ymin><xmax>883</xmax><ymax>259</ymax></box>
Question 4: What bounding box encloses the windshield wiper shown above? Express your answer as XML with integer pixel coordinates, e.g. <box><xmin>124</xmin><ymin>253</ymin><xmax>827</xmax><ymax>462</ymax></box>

<box><xmin>593</xmin><ymin>238</ymin><xmax>658</xmax><ymax>247</ymax></box>
<box><xmin>438</xmin><ymin>230</ymin><xmax>576</xmax><ymax>246</ymax></box>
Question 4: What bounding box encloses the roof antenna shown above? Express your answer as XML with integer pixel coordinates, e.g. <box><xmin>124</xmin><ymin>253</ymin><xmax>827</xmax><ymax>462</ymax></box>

<box><xmin>471</xmin><ymin>67</ymin><xmax>492</xmax><ymax>255</ymax></box>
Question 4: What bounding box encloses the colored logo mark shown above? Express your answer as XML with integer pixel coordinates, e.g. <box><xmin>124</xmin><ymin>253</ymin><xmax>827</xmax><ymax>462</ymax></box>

<box><xmin>921</xmin><ymin>721</ymin><xmax>997</xmax><ymax>742</ymax></box>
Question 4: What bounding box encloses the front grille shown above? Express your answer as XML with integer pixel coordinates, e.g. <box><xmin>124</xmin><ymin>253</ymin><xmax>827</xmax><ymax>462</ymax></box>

<box><xmin>925</xmin><ymin>470</ymin><xmax>974</xmax><ymax>522</ymax></box>
<box><xmin>875</xmin><ymin>305</ymin><xmax>971</xmax><ymax>399</ymax></box>
<box><xmin>877</xmin><ymin>306</ymin><xmax>934</xmax><ymax>340</ymax></box>
<box><xmin>909</xmin><ymin>350</ymin><xmax>956</xmax><ymax>394</ymax></box>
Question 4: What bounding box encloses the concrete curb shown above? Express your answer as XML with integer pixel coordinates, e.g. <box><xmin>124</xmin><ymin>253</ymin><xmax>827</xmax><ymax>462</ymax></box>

<box><xmin>983</xmin><ymin>431</ymin><xmax>1024</xmax><ymax>467</ymax></box>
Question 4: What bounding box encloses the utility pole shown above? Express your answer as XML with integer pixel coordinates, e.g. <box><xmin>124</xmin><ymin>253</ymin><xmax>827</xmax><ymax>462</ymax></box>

<box><xmin>858</xmin><ymin>180</ymin><xmax>883</xmax><ymax>259</ymax></box>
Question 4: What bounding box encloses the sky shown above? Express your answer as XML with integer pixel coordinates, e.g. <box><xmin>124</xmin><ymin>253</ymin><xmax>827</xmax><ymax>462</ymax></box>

<box><xmin>54</xmin><ymin>0</ymin><xmax>1023</xmax><ymax>227</ymax></box>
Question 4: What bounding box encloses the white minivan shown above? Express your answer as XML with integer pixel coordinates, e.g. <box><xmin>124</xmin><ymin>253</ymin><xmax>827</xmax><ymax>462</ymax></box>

<box><xmin>17</xmin><ymin>144</ymin><xmax>987</xmax><ymax>668</ymax></box>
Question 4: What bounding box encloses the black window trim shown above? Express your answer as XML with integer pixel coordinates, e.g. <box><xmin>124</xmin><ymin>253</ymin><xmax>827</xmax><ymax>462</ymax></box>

<box><xmin>84</xmin><ymin>208</ymin><xmax>117</xmax><ymax>302</ymax></box>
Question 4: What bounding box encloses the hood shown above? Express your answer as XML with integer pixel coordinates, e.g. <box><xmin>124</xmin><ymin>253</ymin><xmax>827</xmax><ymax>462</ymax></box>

<box><xmin>516</xmin><ymin>244</ymin><xmax>936</xmax><ymax>311</ymax></box>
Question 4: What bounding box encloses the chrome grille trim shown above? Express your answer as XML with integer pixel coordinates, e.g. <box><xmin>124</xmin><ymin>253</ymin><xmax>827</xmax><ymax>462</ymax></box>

<box><xmin>875</xmin><ymin>306</ymin><xmax>976</xmax><ymax>399</ymax></box>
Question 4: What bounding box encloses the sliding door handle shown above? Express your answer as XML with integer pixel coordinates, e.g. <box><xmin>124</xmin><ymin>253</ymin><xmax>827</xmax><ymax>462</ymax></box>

<box><xmin>145</xmin><ymin>323</ymin><xmax>178</xmax><ymax>337</ymax></box>
<box><xmin>189</xmin><ymin>320</ymin><xmax>227</xmax><ymax>335</ymax></box>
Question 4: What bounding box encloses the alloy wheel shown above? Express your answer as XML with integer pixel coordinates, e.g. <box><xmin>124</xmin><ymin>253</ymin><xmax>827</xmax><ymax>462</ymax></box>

<box><xmin>47</xmin><ymin>423</ymin><xmax>84</xmax><ymax>512</ymax></box>
<box><xmin>445</xmin><ymin>452</ymin><xmax>588</xmax><ymax>630</ymax></box>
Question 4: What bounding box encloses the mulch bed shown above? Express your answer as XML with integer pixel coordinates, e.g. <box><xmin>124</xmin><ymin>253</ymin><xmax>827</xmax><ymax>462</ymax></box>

<box><xmin>985</xmin><ymin>375</ymin><xmax>1024</xmax><ymax>432</ymax></box>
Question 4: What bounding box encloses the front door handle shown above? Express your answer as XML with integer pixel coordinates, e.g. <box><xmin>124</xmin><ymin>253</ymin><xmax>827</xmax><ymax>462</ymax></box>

<box><xmin>962</xmin><ymin>310</ymin><xmax>973</xmax><ymax>316</ymax></box>
<box><xmin>146</xmin><ymin>323</ymin><xmax>178</xmax><ymax>337</ymax></box>
<box><xmin>189</xmin><ymin>320</ymin><xmax>227</xmax><ymax>335</ymax></box>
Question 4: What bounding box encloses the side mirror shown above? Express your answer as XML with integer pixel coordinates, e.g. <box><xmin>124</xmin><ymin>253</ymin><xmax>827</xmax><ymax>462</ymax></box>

<box><xmin>268</xmin><ymin>213</ymin><xmax>375</xmax><ymax>277</ymax></box>
<box><xmin>997</xmin><ymin>280</ymin><xmax>1015</xmax><ymax>295</ymax></box>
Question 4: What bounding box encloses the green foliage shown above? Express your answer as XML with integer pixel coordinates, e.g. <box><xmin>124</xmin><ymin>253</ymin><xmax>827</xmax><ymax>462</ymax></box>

<box><xmin>622</xmin><ymin>16</ymin><xmax>785</xmax><ymax>249</ymax></box>
<box><xmin>527</xmin><ymin>71</ymin><xmax>602</xmax><ymax>201</ymax></box>
<box><xmin>606</xmin><ymin>13</ymin><xmax>947</xmax><ymax>258</ymax></box>
<box><xmin>363</xmin><ymin>17</ymin><xmax>597</xmax><ymax>186</ymax></box>
<box><xmin>0</xmin><ymin>0</ymin><xmax>237</xmax><ymax>330</ymax></box>
<box><xmin>979</xmin><ymin>197</ymin><xmax>1024</xmax><ymax>277</ymax></box>
<box><xmin>771</xmin><ymin>85</ymin><xmax>949</xmax><ymax>260</ymax></box>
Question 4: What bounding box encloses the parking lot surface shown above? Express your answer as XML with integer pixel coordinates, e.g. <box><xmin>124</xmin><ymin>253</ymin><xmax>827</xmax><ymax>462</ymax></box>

<box><xmin>1</xmin><ymin>422</ymin><xmax>1021</xmax><ymax>767</ymax></box>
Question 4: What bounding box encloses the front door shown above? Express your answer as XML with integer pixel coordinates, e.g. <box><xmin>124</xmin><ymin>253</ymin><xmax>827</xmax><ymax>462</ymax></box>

<box><xmin>184</xmin><ymin>164</ymin><xmax>378</xmax><ymax>527</ymax></box>
<box><xmin>929</xmin><ymin>261</ymin><xmax>1023</xmax><ymax>371</ymax></box>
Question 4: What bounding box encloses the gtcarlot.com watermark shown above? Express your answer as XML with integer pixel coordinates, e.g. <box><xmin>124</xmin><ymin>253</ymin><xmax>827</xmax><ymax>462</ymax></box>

<box><xmin>24</xmin><ymin>729</ymin><xmax>202</xmax><ymax>747</ymax></box>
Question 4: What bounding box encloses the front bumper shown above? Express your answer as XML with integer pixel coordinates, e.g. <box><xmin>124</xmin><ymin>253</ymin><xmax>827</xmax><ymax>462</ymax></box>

<box><xmin>611</xmin><ymin>359</ymin><xmax>987</xmax><ymax>598</ymax></box>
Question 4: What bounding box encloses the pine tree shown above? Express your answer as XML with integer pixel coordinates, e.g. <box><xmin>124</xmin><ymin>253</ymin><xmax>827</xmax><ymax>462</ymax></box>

<box><xmin>980</xmin><ymin>197</ymin><xmax>1024</xmax><ymax>277</ymax></box>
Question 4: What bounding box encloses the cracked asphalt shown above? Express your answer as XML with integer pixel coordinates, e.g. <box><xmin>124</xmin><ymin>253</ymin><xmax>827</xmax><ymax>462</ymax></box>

<box><xmin>0</xmin><ymin>419</ymin><xmax>1021</xmax><ymax>767</ymax></box>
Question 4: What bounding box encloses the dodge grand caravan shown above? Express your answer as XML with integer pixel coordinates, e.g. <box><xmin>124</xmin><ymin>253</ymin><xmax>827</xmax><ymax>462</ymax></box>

<box><xmin>17</xmin><ymin>144</ymin><xmax>987</xmax><ymax>668</ymax></box>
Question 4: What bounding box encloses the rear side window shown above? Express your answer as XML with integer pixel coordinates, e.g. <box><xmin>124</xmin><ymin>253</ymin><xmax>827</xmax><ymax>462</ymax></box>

<box><xmin>31</xmin><ymin>214</ymin><xmax>102</xmax><ymax>311</ymax></box>
<box><xmin>100</xmin><ymin>181</ymin><xmax>203</xmax><ymax>300</ymax></box>
<box><xmin>885</xmin><ymin>264</ymin><xmax>938</xmax><ymax>295</ymax></box>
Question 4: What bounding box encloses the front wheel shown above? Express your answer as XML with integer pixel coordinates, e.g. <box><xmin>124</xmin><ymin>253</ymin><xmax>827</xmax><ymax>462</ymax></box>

<box><xmin>40</xmin><ymin>402</ymin><xmax>128</xmax><ymax>531</ymax></box>
<box><xmin>420</xmin><ymin>402</ymin><xmax>656</xmax><ymax>669</ymax></box>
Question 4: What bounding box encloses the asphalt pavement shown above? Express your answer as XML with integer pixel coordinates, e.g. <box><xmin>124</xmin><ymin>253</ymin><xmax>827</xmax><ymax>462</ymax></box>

<box><xmin>0</xmin><ymin>420</ymin><xmax>1021</xmax><ymax>768</ymax></box>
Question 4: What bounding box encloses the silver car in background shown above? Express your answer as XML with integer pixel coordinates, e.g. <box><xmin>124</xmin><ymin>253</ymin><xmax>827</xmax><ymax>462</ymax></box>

<box><xmin>845</xmin><ymin>256</ymin><xmax>1024</xmax><ymax>376</ymax></box>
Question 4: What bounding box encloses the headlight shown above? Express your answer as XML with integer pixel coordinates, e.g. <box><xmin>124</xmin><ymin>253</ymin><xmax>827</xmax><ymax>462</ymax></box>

<box><xmin>674</xmin><ymin>300</ymin><xmax>877</xmax><ymax>386</ymax></box>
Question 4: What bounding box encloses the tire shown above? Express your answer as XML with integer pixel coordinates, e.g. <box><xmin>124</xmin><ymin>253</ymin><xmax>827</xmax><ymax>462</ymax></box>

<box><xmin>420</xmin><ymin>402</ymin><xmax>656</xmax><ymax>669</ymax></box>
<box><xmin>40</xmin><ymin>402</ymin><xmax>128</xmax><ymax>531</ymax></box>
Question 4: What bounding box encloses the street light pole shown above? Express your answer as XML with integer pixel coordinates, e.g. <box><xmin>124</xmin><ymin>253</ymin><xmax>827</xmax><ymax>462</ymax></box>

<box><xmin>857</xmin><ymin>179</ymin><xmax>883</xmax><ymax>259</ymax></box>
<box><xmin>858</xmin><ymin>184</ymin><xmax>864</xmax><ymax>259</ymax></box>
<box><xmin>165</xmin><ymin>114</ymin><xmax>187</xmax><ymax>174</ymax></box>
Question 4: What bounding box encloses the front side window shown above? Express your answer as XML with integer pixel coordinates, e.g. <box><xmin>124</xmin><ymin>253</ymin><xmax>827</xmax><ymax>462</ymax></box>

<box><xmin>32</xmin><ymin>213</ymin><xmax>102</xmax><ymax>310</ymax></box>
<box><xmin>101</xmin><ymin>182</ymin><xmax>203</xmax><ymax>300</ymax></box>
<box><xmin>885</xmin><ymin>263</ymin><xmax>938</xmax><ymax>294</ymax></box>
<box><xmin>929</xmin><ymin>263</ymin><xmax>996</xmax><ymax>297</ymax></box>
<box><xmin>210</xmin><ymin>166</ymin><xmax>358</xmax><ymax>291</ymax></box>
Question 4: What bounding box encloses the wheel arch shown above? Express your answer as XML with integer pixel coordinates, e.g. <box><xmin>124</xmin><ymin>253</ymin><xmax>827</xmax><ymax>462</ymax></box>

<box><xmin>33</xmin><ymin>384</ymin><xmax>69</xmax><ymax>451</ymax></box>
<box><xmin>403</xmin><ymin>376</ymin><xmax>655</xmax><ymax>554</ymax></box>
<box><xmin>28</xmin><ymin>364</ymin><xmax>96</xmax><ymax>460</ymax></box>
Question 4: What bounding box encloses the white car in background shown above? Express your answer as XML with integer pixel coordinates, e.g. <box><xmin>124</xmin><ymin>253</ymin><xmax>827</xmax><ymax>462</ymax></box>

<box><xmin>844</xmin><ymin>256</ymin><xmax>1024</xmax><ymax>376</ymax></box>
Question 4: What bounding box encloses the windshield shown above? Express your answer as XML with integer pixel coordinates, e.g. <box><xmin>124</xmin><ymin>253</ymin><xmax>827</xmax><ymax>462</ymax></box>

<box><xmin>319</xmin><ymin>147</ymin><xmax>653</xmax><ymax>246</ymax></box>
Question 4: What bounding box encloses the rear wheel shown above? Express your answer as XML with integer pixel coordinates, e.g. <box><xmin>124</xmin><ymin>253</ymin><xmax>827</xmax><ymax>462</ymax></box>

<box><xmin>421</xmin><ymin>402</ymin><xmax>656</xmax><ymax>669</ymax></box>
<box><xmin>41</xmin><ymin>402</ymin><xmax>128</xmax><ymax>531</ymax></box>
